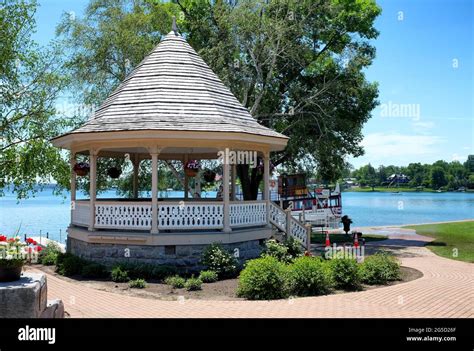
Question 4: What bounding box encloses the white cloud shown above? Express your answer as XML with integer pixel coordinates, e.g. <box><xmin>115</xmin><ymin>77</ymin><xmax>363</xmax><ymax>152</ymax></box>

<box><xmin>350</xmin><ymin>132</ymin><xmax>446</xmax><ymax>167</ymax></box>
<box><xmin>411</xmin><ymin>121</ymin><xmax>435</xmax><ymax>131</ymax></box>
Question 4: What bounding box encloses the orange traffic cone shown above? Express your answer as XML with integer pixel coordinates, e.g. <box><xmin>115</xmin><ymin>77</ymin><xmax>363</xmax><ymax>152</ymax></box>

<box><xmin>325</xmin><ymin>231</ymin><xmax>330</xmax><ymax>247</ymax></box>
<box><xmin>354</xmin><ymin>232</ymin><xmax>359</xmax><ymax>248</ymax></box>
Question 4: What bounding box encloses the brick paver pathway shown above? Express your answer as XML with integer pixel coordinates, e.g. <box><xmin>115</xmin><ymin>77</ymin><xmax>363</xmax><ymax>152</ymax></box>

<box><xmin>33</xmin><ymin>231</ymin><xmax>474</xmax><ymax>318</ymax></box>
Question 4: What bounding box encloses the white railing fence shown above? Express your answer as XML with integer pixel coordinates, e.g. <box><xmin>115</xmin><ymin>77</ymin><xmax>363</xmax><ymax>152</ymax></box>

<box><xmin>269</xmin><ymin>202</ymin><xmax>310</xmax><ymax>249</ymax></box>
<box><xmin>269</xmin><ymin>202</ymin><xmax>286</xmax><ymax>232</ymax></box>
<box><xmin>229</xmin><ymin>201</ymin><xmax>267</xmax><ymax>228</ymax></box>
<box><xmin>95</xmin><ymin>203</ymin><xmax>152</xmax><ymax>229</ymax></box>
<box><xmin>72</xmin><ymin>201</ymin><xmax>90</xmax><ymax>227</ymax></box>
<box><xmin>158</xmin><ymin>202</ymin><xmax>223</xmax><ymax>229</ymax></box>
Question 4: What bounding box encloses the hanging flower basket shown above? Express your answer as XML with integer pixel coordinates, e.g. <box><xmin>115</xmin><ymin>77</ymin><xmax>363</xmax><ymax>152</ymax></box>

<box><xmin>73</xmin><ymin>162</ymin><xmax>90</xmax><ymax>176</ymax></box>
<box><xmin>203</xmin><ymin>170</ymin><xmax>216</xmax><ymax>183</ymax></box>
<box><xmin>107</xmin><ymin>166</ymin><xmax>122</xmax><ymax>179</ymax></box>
<box><xmin>184</xmin><ymin>160</ymin><xmax>200</xmax><ymax>177</ymax></box>
<box><xmin>0</xmin><ymin>235</ymin><xmax>42</xmax><ymax>282</ymax></box>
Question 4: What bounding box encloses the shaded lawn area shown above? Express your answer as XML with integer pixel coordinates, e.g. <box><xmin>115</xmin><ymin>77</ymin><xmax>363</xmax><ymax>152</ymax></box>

<box><xmin>311</xmin><ymin>232</ymin><xmax>387</xmax><ymax>245</ymax></box>
<box><xmin>405</xmin><ymin>221</ymin><xmax>474</xmax><ymax>263</ymax></box>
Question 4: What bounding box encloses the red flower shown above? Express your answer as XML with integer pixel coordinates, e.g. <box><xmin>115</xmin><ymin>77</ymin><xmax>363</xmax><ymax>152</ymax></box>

<box><xmin>26</xmin><ymin>238</ymin><xmax>37</xmax><ymax>245</ymax></box>
<box><xmin>8</xmin><ymin>238</ymin><xmax>15</xmax><ymax>243</ymax></box>
<box><xmin>0</xmin><ymin>235</ymin><xmax>6</xmax><ymax>242</ymax></box>
<box><xmin>35</xmin><ymin>246</ymin><xmax>43</xmax><ymax>252</ymax></box>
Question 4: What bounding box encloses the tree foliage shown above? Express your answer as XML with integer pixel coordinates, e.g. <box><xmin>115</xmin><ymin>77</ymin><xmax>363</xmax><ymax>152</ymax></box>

<box><xmin>55</xmin><ymin>0</ymin><xmax>381</xmax><ymax>199</ymax></box>
<box><xmin>1</xmin><ymin>0</ymin><xmax>71</xmax><ymax>198</ymax></box>
<box><xmin>351</xmin><ymin>158</ymin><xmax>473</xmax><ymax>190</ymax></box>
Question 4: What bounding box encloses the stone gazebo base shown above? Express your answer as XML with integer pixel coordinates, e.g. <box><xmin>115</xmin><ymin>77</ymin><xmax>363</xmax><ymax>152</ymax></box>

<box><xmin>67</xmin><ymin>226</ymin><xmax>271</xmax><ymax>271</ymax></box>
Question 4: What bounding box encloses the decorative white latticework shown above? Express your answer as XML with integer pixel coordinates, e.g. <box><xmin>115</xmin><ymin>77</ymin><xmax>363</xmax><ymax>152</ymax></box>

<box><xmin>269</xmin><ymin>202</ymin><xmax>286</xmax><ymax>231</ymax></box>
<box><xmin>158</xmin><ymin>203</ymin><xmax>223</xmax><ymax>229</ymax></box>
<box><xmin>72</xmin><ymin>201</ymin><xmax>90</xmax><ymax>227</ymax></box>
<box><xmin>289</xmin><ymin>217</ymin><xmax>307</xmax><ymax>247</ymax></box>
<box><xmin>229</xmin><ymin>201</ymin><xmax>267</xmax><ymax>227</ymax></box>
<box><xmin>95</xmin><ymin>203</ymin><xmax>152</xmax><ymax>229</ymax></box>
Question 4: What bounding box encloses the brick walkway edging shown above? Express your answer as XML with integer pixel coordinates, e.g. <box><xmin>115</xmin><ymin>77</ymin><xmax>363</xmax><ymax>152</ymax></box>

<box><xmin>33</xmin><ymin>238</ymin><xmax>473</xmax><ymax>318</ymax></box>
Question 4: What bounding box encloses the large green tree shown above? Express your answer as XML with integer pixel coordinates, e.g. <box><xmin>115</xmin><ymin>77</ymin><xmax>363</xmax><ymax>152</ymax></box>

<box><xmin>58</xmin><ymin>0</ymin><xmax>381</xmax><ymax>199</ymax></box>
<box><xmin>0</xmin><ymin>0</ymin><xmax>71</xmax><ymax>198</ymax></box>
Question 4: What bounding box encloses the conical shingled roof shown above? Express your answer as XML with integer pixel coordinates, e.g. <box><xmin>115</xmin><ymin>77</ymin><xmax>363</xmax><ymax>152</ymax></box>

<box><xmin>61</xmin><ymin>31</ymin><xmax>287</xmax><ymax>140</ymax></box>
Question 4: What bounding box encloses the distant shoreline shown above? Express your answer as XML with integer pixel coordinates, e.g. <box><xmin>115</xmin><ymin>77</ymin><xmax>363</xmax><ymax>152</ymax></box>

<box><xmin>343</xmin><ymin>187</ymin><xmax>474</xmax><ymax>193</ymax></box>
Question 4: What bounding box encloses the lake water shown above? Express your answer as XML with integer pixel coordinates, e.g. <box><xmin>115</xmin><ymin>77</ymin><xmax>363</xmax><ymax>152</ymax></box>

<box><xmin>0</xmin><ymin>189</ymin><xmax>472</xmax><ymax>242</ymax></box>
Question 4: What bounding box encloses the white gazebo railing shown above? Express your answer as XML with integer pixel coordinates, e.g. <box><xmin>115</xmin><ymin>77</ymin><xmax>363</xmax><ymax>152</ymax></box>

<box><xmin>71</xmin><ymin>200</ymin><xmax>269</xmax><ymax>231</ymax></box>
<box><xmin>95</xmin><ymin>202</ymin><xmax>153</xmax><ymax>230</ymax></box>
<box><xmin>229</xmin><ymin>201</ymin><xmax>267</xmax><ymax>227</ymax></box>
<box><xmin>72</xmin><ymin>201</ymin><xmax>90</xmax><ymax>227</ymax></box>
<box><xmin>158</xmin><ymin>202</ymin><xmax>224</xmax><ymax>230</ymax></box>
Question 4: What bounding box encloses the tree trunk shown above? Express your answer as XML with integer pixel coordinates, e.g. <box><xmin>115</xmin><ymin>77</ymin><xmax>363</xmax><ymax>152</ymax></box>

<box><xmin>237</xmin><ymin>164</ymin><xmax>263</xmax><ymax>200</ymax></box>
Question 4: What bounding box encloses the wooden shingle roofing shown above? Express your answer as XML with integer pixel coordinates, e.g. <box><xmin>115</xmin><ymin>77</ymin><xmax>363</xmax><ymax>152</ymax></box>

<box><xmin>55</xmin><ymin>31</ymin><xmax>288</xmax><ymax>142</ymax></box>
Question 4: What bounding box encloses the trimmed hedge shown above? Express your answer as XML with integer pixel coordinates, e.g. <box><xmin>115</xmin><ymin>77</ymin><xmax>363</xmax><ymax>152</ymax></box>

<box><xmin>287</xmin><ymin>256</ymin><xmax>333</xmax><ymax>296</ymax></box>
<box><xmin>329</xmin><ymin>258</ymin><xmax>361</xmax><ymax>290</ymax></box>
<box><xmin>237</xmin><ymin>256</ymin><xmax>289</xmax><ymax>300</ymax></box>
<box><xmin>55</xmin><ymin>253</ymin><xmax>87</xmax><ymax>276</ymax></box>
<box><xmin>360</xmin><ymin>252</ymin><xmax>401</xmax><ymax>285</ymax></box>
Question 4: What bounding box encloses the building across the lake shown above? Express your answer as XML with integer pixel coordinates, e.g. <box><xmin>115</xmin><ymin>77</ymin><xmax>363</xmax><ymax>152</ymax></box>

<box><xmin>52</xmin><ymin>21</ymin><xmax>309</xmax><ymax>269</ymax></box>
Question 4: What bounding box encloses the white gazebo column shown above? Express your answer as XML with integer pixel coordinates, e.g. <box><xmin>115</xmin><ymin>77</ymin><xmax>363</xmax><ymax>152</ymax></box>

<box><xmin>70</xmin><ymin>152</ymin><xmax>76</xmax><ymax>223</ymax></box>
<box><xmin>132</xmin><ymin>153</ymin><xmax>140</xmax><ymax>199</ymax></box>
<box><xmin>263</xmin><ymin>151</ymin><xmax>270</xmax><ymax>226</ymax></box>
<box><xmin>231</xmin><ymin>163</ymin><xmax>236</xmax><ymax>201</ymax></box>
<box><xmin>88</xmin><ymin>149</ymin><xmax>98</xmax><ymax>231</ymax></box>
<box><xmin>223</xmin><ymin>159</ymin><xmax>231</xmax><ymax>232</ymax></box>
<box><xmin>150</xmin><ymin>148</ymin><xmax>160</xmax><ymax>234</ymax></box>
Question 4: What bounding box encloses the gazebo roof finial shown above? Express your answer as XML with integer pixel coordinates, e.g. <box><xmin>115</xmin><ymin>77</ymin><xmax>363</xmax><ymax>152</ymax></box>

<box><xmin>172</xmin><ymin>16</ymin><xmax>179</xmax><ymax>35</ymax></box>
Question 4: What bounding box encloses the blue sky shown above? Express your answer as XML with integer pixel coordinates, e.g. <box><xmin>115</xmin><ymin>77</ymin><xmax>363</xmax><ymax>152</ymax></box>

<box><xmin>33</xmin><ymin>0</ymin><xmax>473</xmax><ymax>168</ymax></box>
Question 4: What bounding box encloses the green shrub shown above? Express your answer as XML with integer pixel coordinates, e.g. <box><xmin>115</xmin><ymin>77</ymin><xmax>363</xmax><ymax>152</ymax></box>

<box><xmin>184</xmin><ymin>277</ymin><xmax>202</xmax><ymax>291</ymax></box>
<box><xmin>115</xmin><ymin>262</ymin><xmax>153</xmax><ymax>280</ymax></box>
<box><xmin>111</xmin><ymin>266</ymin><xmax>130</xmax><ymax>282</ymax></box>
<box><xmin>284</xmin><ymin>236</ymin><xmax>303</xmax><ymax>258</ymax></box>
<box><xmin>360</xmin><ymin>252</ymin><xmax>401</xmax><ymax>285</ymax></box>
<box><xmin>201</xmin><ymin>243</ymin><xmax>238</xmax><ymax>279</ymax></box>
<box><xmin>81</xmin><ymin>263</ymin><xmax>108</xmax><ymax>279</ymax></box>
<box><xmin>329</xmin><ymin>258</ymin><xmax>361</xmax><ymax>290</ymax></box>
<box><xmin>152</xmin><ymin>265</ymin><xmax>178</xmax><ymax>280</ymax></box>
<box><xmin>55</xmin><ymin>253</ymin><xmax>86</xmax><ymax>276</ymax></box>
<box><xmin>164</xmin><ymin>275</ymin><xmax>186</xmax><ymax>288</ymax></box>
<box><xmin>237</xmin><ymin>256</ymin><xmax>289</xmax><ymax>300</ymax></box>
<box><xmin>287</xmin><ymin>256</ymin><xmax>333</xmax><ymax>296</ymax></box>
<box><xmin>262</xmin><ymin>238</ymin><xmax>302</xmax><ymax>263</ymax></box>
<box><xmin>198</xmin><ymin>270</ymin><xmax>218</xmax><ymax>283</ymax></box>
<box><xmin>39</xmin><ymin>242</ymin><xmax>62</xmax><ymax>266</ymax></box>
<box><xmin>262</xmin><ymin>239</ymin><xmax>291</xmax><ymax>263</ymax></box>
<box><xmin>129</xmin><ymin>278</ymin><xmax>147</xmax><ymax>289</ymax></box>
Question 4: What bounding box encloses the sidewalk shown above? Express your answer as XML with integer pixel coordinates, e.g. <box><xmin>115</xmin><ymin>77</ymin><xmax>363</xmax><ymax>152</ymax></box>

<box><xmin>32</xmin><ymin>231</ymin><xmax>474</xmax><ymax>318</ymax></box>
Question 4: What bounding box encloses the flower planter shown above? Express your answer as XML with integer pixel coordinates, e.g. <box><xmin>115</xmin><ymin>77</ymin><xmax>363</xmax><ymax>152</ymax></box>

<box><xmin>185</xmin><ymin>168</ymin><xmax>198</xmax><ymax>177</ymax></box>
<box><xmin>75</xmin><ymin>169</ymin><xmax>89</xmax><ymax>176</ymax></box>
<box><xmin>73</xmin><ymin>162</ymin><xmax>90</xmax><ymax>176</ymax></box>
<box><xmin>107</xmin><ymin>167</ymin><xmax>122</xmax><ymax>179</ymax></box>
<box><xmin>0</xmin><ymin>265</ymin><xmax>22</xmax><ymax>282</ymax></box>
<box><xmin>203</xmin><ymin>170</ymin><xmax>216</xmax><ymax>183</ymax></box>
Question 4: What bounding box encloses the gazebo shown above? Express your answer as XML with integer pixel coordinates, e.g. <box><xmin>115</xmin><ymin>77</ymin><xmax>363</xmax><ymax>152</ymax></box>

<box><xmin>52</xmin><ymin>23</ymin><xmax>309</xmax><ymax>268</ymax></box>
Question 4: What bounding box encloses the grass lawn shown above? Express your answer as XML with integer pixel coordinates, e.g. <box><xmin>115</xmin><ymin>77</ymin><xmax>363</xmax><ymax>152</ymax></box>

<box><xmin>311</xmin><ymin>232</ymin><xmax>387</xmax><ymax>245</ymax></box>
<box><xmin>405</xmin><ymin>221</ymin><xmax>474</xmax><ymax>263</ymax></box>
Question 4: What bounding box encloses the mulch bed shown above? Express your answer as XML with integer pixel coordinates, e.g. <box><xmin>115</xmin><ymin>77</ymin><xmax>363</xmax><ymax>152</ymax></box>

<box><xmin>32</xmin><ymin>264</ymin><xmax>423</xmax><ymax>301</ymax></box>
